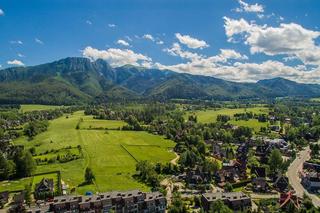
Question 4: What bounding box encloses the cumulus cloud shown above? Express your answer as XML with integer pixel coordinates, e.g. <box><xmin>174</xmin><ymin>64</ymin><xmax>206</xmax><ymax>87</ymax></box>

<box><xmin>86</xmin><ymin>20</ymin><xmax>92</xmax><ymax>25</ymax></box>
<box><xmin>82</xmin><ymin>46</ymin><xmax>151</xmax><ymax>67</ymax></box>
<box><xmin>7</xmin><ymin>59</ymin><xmax>24</xmax><ymax>66</ymax></box>
<box><xmin>17</xmin><ymin>53</ymin><xmax>25</xmax><ymax>58</ymax></box>
<box><xmin>108</xmin><ymin>24</ymin><xmax>116</xmax><ymax>28</ymax></box>
<box><xmin>175</xmin><ymin>33</ymin><xmax>209</xmax><ymax>49</ymax></box>
<box><xmin>116</xmin><ymin>39</ymin><xmax>130</xmax><ymax>46</ymax></box>
<box><xmin>35</xmin><ymin>38</ymin><xmax>44</xmax><ymax>44</ymax></box>
<box><xmin>235</xmin><ymin>0</ymin><xmax>264</xmax><ymax>13</ymax></box>
<box><xmin>143</xmin><ymin>34</ymin><xmax>155</xmax><ymax>41</ymax></box>
<box><xmin>0</xmin><ymin>9</ymin><xmax>4</xmax><ymax>16</ymax></box>
<box><xmin>224</xmin><ymin>17</ymin><xmax>320</xmax><ymax>65</ymax></box>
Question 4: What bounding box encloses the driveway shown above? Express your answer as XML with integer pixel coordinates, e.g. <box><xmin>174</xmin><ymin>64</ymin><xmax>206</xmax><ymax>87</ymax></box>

<box><xmin>287</xmin><ymin>146</ymin><xmax>320</xmax><ymax>207</ymax></box>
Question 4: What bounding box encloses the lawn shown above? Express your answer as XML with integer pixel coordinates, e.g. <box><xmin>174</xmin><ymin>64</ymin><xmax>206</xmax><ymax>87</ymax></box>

<box><xmin>12</xmin><ymin>111</ymin><xmax>175</xmax><ymax>194</ymax></box>
<box><xmin>229</xmin><ymin>119</ymin><xmax>269</xmax><ymax>133</ymax></box>
<box><xmin>80</xmin><ymin>116</ymin><xmax>126</xmax><ymax>129</ymax></box>
<box><xmin>186</xmin><ymin>107</ymin><xmax>269</xmax><ymax>123</ymax></box>
<box><xmin>0</xmin><ymin>177</ymin><xmax>32</xmax><ymax>192</ymax></box>
<box><xmin>20</xmin><ymin>104</ymin><xmax>62</xmax><ymax>112</ymax></box>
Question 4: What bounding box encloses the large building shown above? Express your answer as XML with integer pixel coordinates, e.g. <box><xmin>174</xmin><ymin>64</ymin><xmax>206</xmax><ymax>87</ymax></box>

<box><xmin>201</xmin><ymin>192</ymin><xmax>251</xmax><ymax>212</ymax></box>
<box><xmin>45</xmin><ymin>190</ymin><xmax>166</xmax><ymax>213</ymax></box>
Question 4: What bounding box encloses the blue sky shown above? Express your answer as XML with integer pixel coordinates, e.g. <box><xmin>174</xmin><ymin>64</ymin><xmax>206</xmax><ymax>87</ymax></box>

<box><xmin>1</xmin><ymin>0</ymin><xmax>320</xmax><ymax>83</ymax></box>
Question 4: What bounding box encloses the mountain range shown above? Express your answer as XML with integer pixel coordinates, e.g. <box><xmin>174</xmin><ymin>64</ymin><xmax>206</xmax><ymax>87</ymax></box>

<box><xmin>0</xmin><ymin>57</ymin><xmax>319</xmax><ymax>105</ymax></box>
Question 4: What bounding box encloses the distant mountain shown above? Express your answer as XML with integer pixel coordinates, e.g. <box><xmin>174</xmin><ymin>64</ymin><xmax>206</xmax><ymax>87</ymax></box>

<box><xmin>0</xmin><ymin>57</ymin><xmax>319</xmax><ymax>104</ymax></box>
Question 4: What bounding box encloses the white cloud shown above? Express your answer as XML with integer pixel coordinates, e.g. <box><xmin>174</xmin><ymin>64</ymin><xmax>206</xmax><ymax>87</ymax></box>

<box><xmin>163</xmin><ymin>43</ymin><xmax>202</xmax><ymax>61</ymax></box>
<box><xmin>175</xmin><ymin>33</ymin><xmax>209</xmax><ymax>49</ymax></box>
<box><xmin>10</xmin><ymin>40</ymin><xmax>23</xmax><ymax>45</ymax></box>
<box><xmin>116</xmin><ymin>39</ymin><xmax>130</xmax><ymax>46</ymax></box>
<box><xmin>35</xmin><ymin>38</ymin><xmax>44</xmax><ymax>44</ymax></box>
<box><xmin>17</xmin><ymin>53</ymin><xmax>25</xmax><ymax>58</ymax></box>
<box><xmin>235</xmin><ymin>0</ymin><xmax>264</xmax><ymax>13</ymax></box>
<box><xmin>0</xmin><ymin>9</ymin><xmax>4</xmax><ymax>16</ymax></box>
<box><xmin>82</xmin><ymin>46</ymin><xmax>152</xmax><ymax>67</ymax></box>
<box><xmin>7</xmin><ymin>59</ymin><xmax>24</xmax><ymax>66</ymax></box>
<box><xmin>143</xmin><ymin>34</ymin><xmax>155</xmax><ymax>41</ymax></box>
<box><xmin>224</xmin><ymin>17</ymin><xmax>320</xmax><ymax>65</ymax></box>
<box><xmin>86</xmin><ymin>20</ymin><xmax>92</xmax><ymax>25</ymax></box>
<box><xmin>156</xmin><ymin>40</ymin><xmax>164</xmax><ymax>45</ymax></box>
<box><xmin>108</xmin><ymin>24</ymin><xmax>116</xmax><ymax>28</ymax></box>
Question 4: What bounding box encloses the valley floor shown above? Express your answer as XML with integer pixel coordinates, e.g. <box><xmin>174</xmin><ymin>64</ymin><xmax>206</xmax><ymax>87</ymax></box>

<box><xmin>0</xmin><ymin>111</ymin><xmax>175</xmax><ymax>194</ymax></box>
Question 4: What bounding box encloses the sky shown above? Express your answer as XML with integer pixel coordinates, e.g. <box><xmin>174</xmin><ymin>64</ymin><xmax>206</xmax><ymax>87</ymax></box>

<box><xmin>1</xmin><ymin>0</ymin><xmax>320</xmax><ymax>83</ymax></box>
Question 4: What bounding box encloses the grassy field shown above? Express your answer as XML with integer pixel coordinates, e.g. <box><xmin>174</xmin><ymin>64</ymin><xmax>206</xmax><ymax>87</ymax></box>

<box><xmin>0</xmin><ymin>177</ymin><xmax>32</xmax><ymax>192</ymax></box>
<box><xmin>80</xmin><ymin>116</ymin><xmax>126</xmax><ymax>129</ymax></box>
<box><xmin>20</xmin><ymin>104</ymin><xmax>62</xmax><ymax>112</ymax></box>
<box><xmin>186</xmin><ymin>107</ymin><xmax>269</xmax><ymax>123</ymax></box>
<box><xmin>229</xmin><ymin>119</ymin><xmax>269</xmax><ymax>133</ymax></box>
<box><xmin>11</xmin><ymin>111</ymin><xmax>175</xmax><ymax>194</ymax></box>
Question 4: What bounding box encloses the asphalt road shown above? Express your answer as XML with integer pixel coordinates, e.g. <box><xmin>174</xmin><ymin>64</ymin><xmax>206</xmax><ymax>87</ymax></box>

<box><xmin>287</xmin><ymin>146</ymin><xmax>320</xmax><ymax>207</ymax></box>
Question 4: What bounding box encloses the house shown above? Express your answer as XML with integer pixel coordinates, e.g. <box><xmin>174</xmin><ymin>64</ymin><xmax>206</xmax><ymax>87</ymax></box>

<box><xmin>35</xmin><ymin>178</ymin><xmax>54</xmax><ymax>193</ymax></box>
<box><xmin>201</xmin><ymin>192</ymin><xmax>251</xmax><ymax>212</ymax></box>
<box><xmin>0</xmin><ymin>191</ymin><xmax>9</xmax><ymax>207</ymax></box>
<box><xmin>49</xmin><ymin>190</ymin><xmax>166</xmax><ymax>213</ymax></box>
<box><xmin>303</xmin><ymin>162</ymin><xmax>320</xmax><ymax>172</ymax></box>
<box><xmin>251</xmin><ymin>166</ymin><xmax>266</xmax><ymax>178</ymax></box>
<box><xmin>279</xmin><ymin>191</ymin><xmax>300</xmax><ymax>211</ymax></box>
<box><xmin>35</xmin><ymin>178</ymin><xmax>54</xmax><ymax>199</ymax></box>
<box><xmin>301</xmin><ymin>172</ymin><xmax>320</xmax><ymax>192</ymax></box>
<box><xmin>252</xmin><ymin>177</ymin><xmax>268</xmax><ymax>192</ymax></box>
<box><xmin>273</xmin><ymin>175</ymin><xmax>289</xmax><ymax>192</ymax></box>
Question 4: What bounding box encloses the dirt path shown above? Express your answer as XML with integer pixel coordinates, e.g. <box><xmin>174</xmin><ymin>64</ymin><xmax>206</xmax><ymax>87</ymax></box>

<box><xmin>171</xmin><ymin>152</ymin><xmax>180</xmax><ymax>165</ymax></box>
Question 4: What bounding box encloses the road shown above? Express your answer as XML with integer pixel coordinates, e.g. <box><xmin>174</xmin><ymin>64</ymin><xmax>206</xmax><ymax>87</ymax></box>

<box><xmin>287</xmin><ymin>146</ymin><xmax>320</xmax><ymax>207</ymax></box>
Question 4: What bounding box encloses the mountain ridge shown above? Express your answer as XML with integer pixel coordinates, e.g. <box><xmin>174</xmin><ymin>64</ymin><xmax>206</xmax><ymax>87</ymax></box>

<box><xmin>0</xmin><ymin>57</ymin><xmax>319</xmax><ymax>104</ymax></box>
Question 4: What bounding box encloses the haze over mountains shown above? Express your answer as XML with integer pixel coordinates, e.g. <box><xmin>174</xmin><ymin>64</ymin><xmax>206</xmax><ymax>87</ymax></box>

<box><xmin>0</xmin><ymin>57</ymin><xmax>320</xmax><ymax>105</ymax></box>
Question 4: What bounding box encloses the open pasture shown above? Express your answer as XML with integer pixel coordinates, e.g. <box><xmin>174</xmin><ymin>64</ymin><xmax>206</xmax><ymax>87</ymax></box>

<box><xmin>12</xmin><ymin>111</ymin><xmax>175</xmax><ymax>194</ymax></box>
<box><xmin>187</xmin><ymin>107</ymin><xmax>269</xmax><ymax>124</ymax></box>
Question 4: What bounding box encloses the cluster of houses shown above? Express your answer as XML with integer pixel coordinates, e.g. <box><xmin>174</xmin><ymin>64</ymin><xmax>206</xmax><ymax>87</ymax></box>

<box><xmin>3</xmin><ymin>189</ymin><xmax>166</xmax><ymax>213</ymax></box>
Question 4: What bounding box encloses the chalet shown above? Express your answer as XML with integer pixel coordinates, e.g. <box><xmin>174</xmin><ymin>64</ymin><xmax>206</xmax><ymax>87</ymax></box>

<box><xmin>279</xmin><ymin>191</ymin><xmax>300</xmax><ymax>211</ymax></box>
<box><xmin>201</xmin><ymin>192</ymin><xmax>251</xmax><ymax>212</ymax></box>
<box><xmin>273</xmin><ymin>175</ymin><xmax>289</xmax><ymax>192</ymax></box>
<box><xmin>251</xmin><ymin>166</ymin><xmax>266</xmax><ymax>178</ymax></box>
<box><xmin>252</xmin><ymin>177</ymin><xmax>268</xmax><ymax>192</ymax></box>
<box><xmin>35</xmin><ymin>178</ymin><xmax>54</xmax><ymax>199</ymax></box>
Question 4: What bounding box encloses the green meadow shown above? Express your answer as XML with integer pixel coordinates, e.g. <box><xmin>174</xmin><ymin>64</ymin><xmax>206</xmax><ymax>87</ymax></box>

<box><xmin>186</xmin><ymin>107</ymin><xmax>269</xmax><ymax>123</ymax></box>
<box><xmin>20</xmin><ymin>104</ymin><xmax>62</xmax><ymax>112</ymax></box>
<box><xmin>8</xmin><ymin>111</ymin><xmax>175</xmax><ymax>194</ymax></box>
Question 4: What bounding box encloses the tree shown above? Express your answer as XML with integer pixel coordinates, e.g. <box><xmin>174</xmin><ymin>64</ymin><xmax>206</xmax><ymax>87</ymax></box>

<box><xmin>224</xmin><ymin>182</ymin><xmax>233</xmax><ymax>192</ymax></box>
<box><xmin>268</xmin><ymin>149</ymin><xmax>283</xmax><ymax>175</ymax></box>
<box><xmin>15</xmin><ymin>150</ymin><xmax>36</xmax><ymax>178</ymax></box>
<box><xmin>210</xmin><ymin>200</ymin><xmax>233</xmax><ymax>213</ymax></box>
<box><xmin>168</xmin><ymin>193</ymin><xmax>187</xmax><ymax>213</ymax></box>
<box><xmin>24</xmin><ymin>184</ymin><xmax>32</xmax><ymax>207</ymax></box>
<box><xmin>84</xmin><ymin>167</ymin><xmax>95</xmax><ymax>184</ymax></box>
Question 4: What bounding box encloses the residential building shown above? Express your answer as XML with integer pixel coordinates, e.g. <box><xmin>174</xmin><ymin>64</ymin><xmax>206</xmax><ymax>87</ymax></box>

<box><xmin>201</xmin><ymin>192</ymin><xmax>251</xmax><ymax>212</ymax></box>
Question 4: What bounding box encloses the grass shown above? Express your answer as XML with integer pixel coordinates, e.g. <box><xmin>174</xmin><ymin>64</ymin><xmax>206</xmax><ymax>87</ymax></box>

<box><xmin>229</xmin><ymin>119</ymin><xmax>269</xmax><ymax>133</ymax></box>
<box><xmin>20</xmin><ymin>104</ymin><xmax>62</xmax><ymax>112</ymax></box>
<box><xmin>187</xmin><ymin>107</ymin><xmax>269</xmax><ymax>123</ymax></box>
<box><xmin>0</xmin><ymin>177</ymin><xmax>32</xmax><ymax>192</ymax></box>
<box><xmin>12</xmin><ymin>111</ymin><xmax>175</xmax><ymax>194</ymax></box>
<box><xmin>80</xmin><ymin>116</ymin><xmax>126</xmax><ymax>129</ymax></box>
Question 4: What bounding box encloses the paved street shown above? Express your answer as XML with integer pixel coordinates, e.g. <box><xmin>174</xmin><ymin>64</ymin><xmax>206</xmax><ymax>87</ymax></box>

<box><xmin>287</xmin><ymin>146</ymin><xmax>320</xmax><ymax>207</ymax></box>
